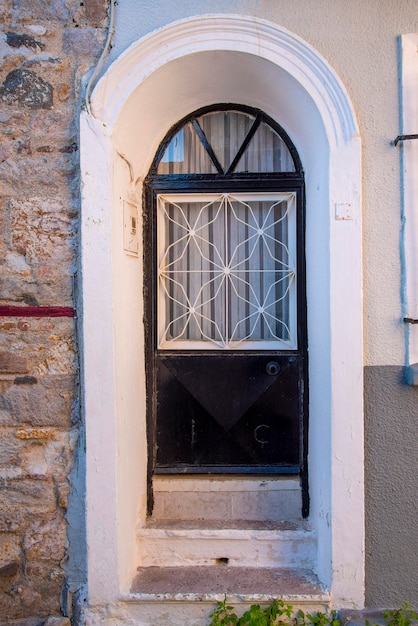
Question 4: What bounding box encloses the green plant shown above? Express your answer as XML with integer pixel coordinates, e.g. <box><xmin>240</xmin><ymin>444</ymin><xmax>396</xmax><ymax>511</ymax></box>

<box><xmin>209</xmin><ymin>598</ymin><xmax>418</xmax><ymax>626</ymax></box>
<box><xmin>380</xmin><ymin>603</ymin><xmax>418</xmax><ymax>626</ymax></box>
<box><xmin>296</xmin><ymin>609</ymin><xmax>340</xmax><ymax>626</ymax></box>
<box><xmin>208</xmin><ymin>598</ymin><xmax>340</xmax><ymax>626</ymax></box>
<box><xmin>209</xmin><ymin>597</ymin><xmax>239</xmax><ymax>626</ymax></box>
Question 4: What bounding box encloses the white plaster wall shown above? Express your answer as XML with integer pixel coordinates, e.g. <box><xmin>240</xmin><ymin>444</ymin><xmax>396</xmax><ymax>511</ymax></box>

<box><xmin>80</xmin><ymin>117</ymin><xmax>120</xmax><ymax>602</ymax></box>
<box><xmin>111</xmin><ymin>154</ymin><xmax>147</xmax><ymax>590</ymax></box>
<box><xmin>101</xmin><ymin>0</ymin><xmax>418</xmax><ymax>367</ymax></box>
<box><xmin>80</xmin><ymin>122</ymin><xmax>147</xmax><ymax>601</ymax></box>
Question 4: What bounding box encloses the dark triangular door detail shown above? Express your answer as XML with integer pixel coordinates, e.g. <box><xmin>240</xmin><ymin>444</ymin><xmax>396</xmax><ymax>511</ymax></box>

<box><xmin>160</xmin><ymin>355</ymin><xmax>282</xmax><ymax>431</ymax></box>
<box><xmin>155</xmin><ymin>354</ymin><xmax>302</xmax><ymax>472</ymax></box>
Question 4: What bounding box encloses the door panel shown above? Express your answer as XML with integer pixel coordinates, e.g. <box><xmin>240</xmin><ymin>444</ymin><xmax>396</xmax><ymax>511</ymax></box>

<box><xmin>155</xmin><ymin>353</ymin><xmax>303</xmax><ymax>472</ymax></box>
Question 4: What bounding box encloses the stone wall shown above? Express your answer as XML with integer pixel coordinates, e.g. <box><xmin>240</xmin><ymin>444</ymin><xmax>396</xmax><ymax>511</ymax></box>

<box><xmin>0</xmin><ymin>1</ymin><xmax>108</xmax><ymax>622</ymax></box>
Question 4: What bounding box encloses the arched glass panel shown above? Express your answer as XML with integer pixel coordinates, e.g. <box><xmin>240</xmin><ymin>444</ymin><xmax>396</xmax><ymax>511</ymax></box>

<box><xmin>157</xmin><ymin>108</ymin><xmax>297</xmax><ymax>175</ymax></box>
<box><xmin>158</xmin><ymin>123</ymin><xmax>218</xmax><ymax>175</ymax></box>
<box><xmin>196</xmin><ymin>110</ymin><xmax>255</xmax><ymax>172</ymax></box>
<box><xmin>234</xmin><ymin>120</ymin><xmax>295</xmax><ymax>173</ymax></box>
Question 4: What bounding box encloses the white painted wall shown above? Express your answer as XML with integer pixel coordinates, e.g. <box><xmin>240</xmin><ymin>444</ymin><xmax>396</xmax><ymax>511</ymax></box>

<box><xmin>97</xmin><ymin>0</ymin><xmax>418</xmax><ymax>369</ymax></box>
<box><xmin>81</xmin><ymin>15</ymin><xmax>364</xmax><ymax>613</ymax></box>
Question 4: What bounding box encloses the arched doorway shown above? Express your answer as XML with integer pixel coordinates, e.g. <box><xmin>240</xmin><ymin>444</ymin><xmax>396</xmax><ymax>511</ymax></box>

<box><xmin>81</xmin><ymin>15</ymin><xmax>363</xmax><ymax>612</ymax></box>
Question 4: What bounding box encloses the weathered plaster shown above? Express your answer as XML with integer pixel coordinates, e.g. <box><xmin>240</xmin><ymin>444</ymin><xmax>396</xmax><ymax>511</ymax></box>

<box><xmin>365</xmin><ymin>365</ymin><xmax>418</xmax><ymax>607</ymax></box>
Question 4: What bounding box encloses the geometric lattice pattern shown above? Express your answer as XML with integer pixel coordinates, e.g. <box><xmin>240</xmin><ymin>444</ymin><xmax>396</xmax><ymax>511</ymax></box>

<box><xmin>158</xmin><ymin>193</ymin><xmax>297</xmax><ymax>349</ymax></box>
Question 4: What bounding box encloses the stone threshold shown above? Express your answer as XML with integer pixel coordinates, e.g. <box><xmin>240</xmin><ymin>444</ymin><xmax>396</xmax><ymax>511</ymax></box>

<box><xmin>145</xmin><ymin>518</ymin><xmax>309</xmax><ymax>531</ymax></box>
<box><xmin>129</xmin><ymin>566</ymin><xmax>328</xmax><ymax>601</ymax></box>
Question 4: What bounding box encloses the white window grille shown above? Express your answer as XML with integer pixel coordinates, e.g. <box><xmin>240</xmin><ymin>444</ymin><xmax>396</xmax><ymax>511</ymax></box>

<box><xmin>157</xmin><ymin>192</ymin><xmax>297</xmax><ymax>350</ymax></box>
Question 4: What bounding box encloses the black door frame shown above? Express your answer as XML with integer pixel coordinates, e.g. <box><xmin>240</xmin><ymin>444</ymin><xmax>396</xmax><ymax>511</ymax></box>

<box><xmin>143</xmin><ymin>104</ymin><xmax>308</xmax><ymax>516</ymax></box>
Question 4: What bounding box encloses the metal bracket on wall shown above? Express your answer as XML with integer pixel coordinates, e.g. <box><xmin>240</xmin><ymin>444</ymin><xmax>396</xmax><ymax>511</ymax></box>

<box><xmin>403</xmin><ymin>317</ymin><xmax>418</xmax><ymax>324</ymax></box>
<box><xmin>393</xmin><ymin>134</ymin><xmax>418</xmax><ymax>146</ymax></box>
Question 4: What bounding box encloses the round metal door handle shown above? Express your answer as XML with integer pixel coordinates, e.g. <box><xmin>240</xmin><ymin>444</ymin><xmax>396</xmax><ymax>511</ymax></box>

<box><xmin>266</xmin><ymin>361</ymin><xmax>280</xmax><ymax>375</ymax></box>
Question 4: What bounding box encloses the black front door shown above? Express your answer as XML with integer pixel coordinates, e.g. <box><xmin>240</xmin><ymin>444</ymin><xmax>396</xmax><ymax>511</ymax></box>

<box><xmin>144</xmin><ymin>106</ymin><xmax>308</xmax><ymax>511</ymax></box>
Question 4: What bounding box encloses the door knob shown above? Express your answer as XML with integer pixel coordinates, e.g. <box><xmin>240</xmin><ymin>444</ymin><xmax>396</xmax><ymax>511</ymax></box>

<box><xmin>266</xmin><ymin>361</ymin><xmax>280</xmax><ymax>375</ymax></box>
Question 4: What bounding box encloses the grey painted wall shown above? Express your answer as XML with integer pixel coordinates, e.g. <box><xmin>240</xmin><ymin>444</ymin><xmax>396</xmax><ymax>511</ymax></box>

<box><xmin>365</xmin><ymin>366</ymin><xmax>418</xmax><ymax>607</ymax></box>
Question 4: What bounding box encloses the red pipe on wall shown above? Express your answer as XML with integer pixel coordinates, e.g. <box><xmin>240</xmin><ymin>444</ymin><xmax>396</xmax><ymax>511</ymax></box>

<box><xmin>0</xmin><ymin>306</ymin><xmax>75</xmax><ymax>318</ymax></box>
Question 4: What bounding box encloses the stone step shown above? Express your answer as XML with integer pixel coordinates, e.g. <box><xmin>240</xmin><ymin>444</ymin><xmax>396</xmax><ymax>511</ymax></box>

<box><xmin>109</xmin><ymin>567</ymin><xmax>328</xmax><ymax>626</ymax></box>
<box><xmin>137</xmin><ymin>520</ymin><xmax>316</xmax><ymax>569</ymax></box>
<box><xmin>152</xmin><ymin>476</ymin><xmax>302</xmax><ymax>522</ymax></box>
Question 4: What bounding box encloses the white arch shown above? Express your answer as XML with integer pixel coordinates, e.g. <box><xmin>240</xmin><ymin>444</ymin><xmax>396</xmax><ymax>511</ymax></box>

<box><xmin>92</xmin><ymin>14</ymin><xmax>357</xmax><ymax>146</ymax></box>
<box><xmin>81</xmin><ymin>14</ymin><xmax>363</xmax><ymax>614</ymax></box>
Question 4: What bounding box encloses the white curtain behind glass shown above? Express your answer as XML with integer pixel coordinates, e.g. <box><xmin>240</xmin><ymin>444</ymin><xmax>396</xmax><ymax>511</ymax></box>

<box><xmin>157</xmin><ymin>111</ymin><xmax>295</xmax><ymax>175</ymax></box>
<box><xmin>158</xmin><ymin>193</ymin><xmax>297</xmax><ymax>350</ymax></box>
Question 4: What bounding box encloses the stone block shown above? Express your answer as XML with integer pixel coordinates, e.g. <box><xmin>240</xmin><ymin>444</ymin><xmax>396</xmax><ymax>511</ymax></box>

<box><xmin>0</xmin><ymin>533</ymin><xmax>21</xmax><ymax>567</ymax></box>
<box><xmin>22</xmin><ymin>110</ymin><xmax>75</xmax><ymax>141</ymax></box>
<box><xmin>0</xmin><ymin>508</ymin><xmax>29</xmax><ymax>532</ymax></box>
<box><xmin>6</xmin><ymin>32</ymin><xmax>45</xmax><ymax>52</ymax></box>
<box><xmin>14</xmin><ymin>376</ymin><xmax>37</xmax><ymax>385</ymax></box>
<box><xmin>0</xmin><ymin>157</ymin><xmax>62</xmax><ymax>197</ymax></box>
<box><xmin>55</xmin><ymin>480</ymin><xmax>70</xmax><ymax>509</ymax></box>
<box><xmin>0</xmin><ymin>139</ymin><xmax>14</xmax><ymax>163</ymax></box>
<box><xmin>44</xmin><ymin>617</ymin><xmax>71</xmax><ymax>626</ymax></box>
<box><xmin>10</xmin><ymin>196</ymin><xmax>77</xmax><ymax>263</ymax></box>
<box><xmin>17</xmin><ymin>430</ymin><xmax>73</xmax><ymax>482</ymax></box>
<box><xmin>0</xmin><ymin>565</ymin><xmax>62</xmax><ymax>619</ymax></box>
<box><xmin>36</xmin><ymin>338</ymin><xmax>77</xmax><ymax>377</ymax></box>
<box><xmin>0</xmin><ymin>108</ymin><xmax>28</xmax><ymax>129</ymax></box>
<box><xmin>0</xmin><ymin>560</ymin><xmax>20</xmax><ymax>577</ymax></box>
<box><xmin>20</xmin><ymin>442</ymin><xmax>48</xmax><ymax>476</ymax></box>
<box><xmin>0</xmin><ymin>379</ymin><xmax>75</xmax><ymax>427</ymax></box>
<box><xmin>0</xmin><ymin>271</ymin><xmax>74</xmax><ymax>306</ymax></box>
<box><xmin>24</xmin><ymin>514</ymin><xmax>67</xmax><ymax>562</ymax></box>
<box><xmin>0</xmin><ymin>69</ymin><xmax>53</xmax><ymax>109</ymax></box>
<box><xmin>0</xmin><ymin>1</ymin><xmax>12</xmax><ymax>22</ymax></box>
<box><xmin>0</xmin><ymin>351</ymin><xmax>28</xmax><ymax>374</ymax></box>
<box><xmin>16</xmin><ymin>427</ymin><xmax>57</xmax><ymax>441</ymax></box>
<box><xmin>4</xmin><ymin>250</ymin><xmax>32</xmax><ymax>273</ymax></box>
<box><xmin>11</xmin><ymin>0</ymin><xmax>70</xmax><ymax>21</ymax></box>
<box><xmin>0</xmin><ymin>477</ymin><xmax>57</xmax><ymax>513</ymax></box>
<box><xmin>84</xmin><ymin>0</ymin><xmax>108</xmax><ymax>26</ymax></box>
<box><xmin>62</xmin><ymin>27</ymin><xmax>105</xmax><ymax>56</ymax></box>
<box><xmin>0</xmin><ymin>432</ymin><xmax>21</xmax><ymax>466</ymax></box>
